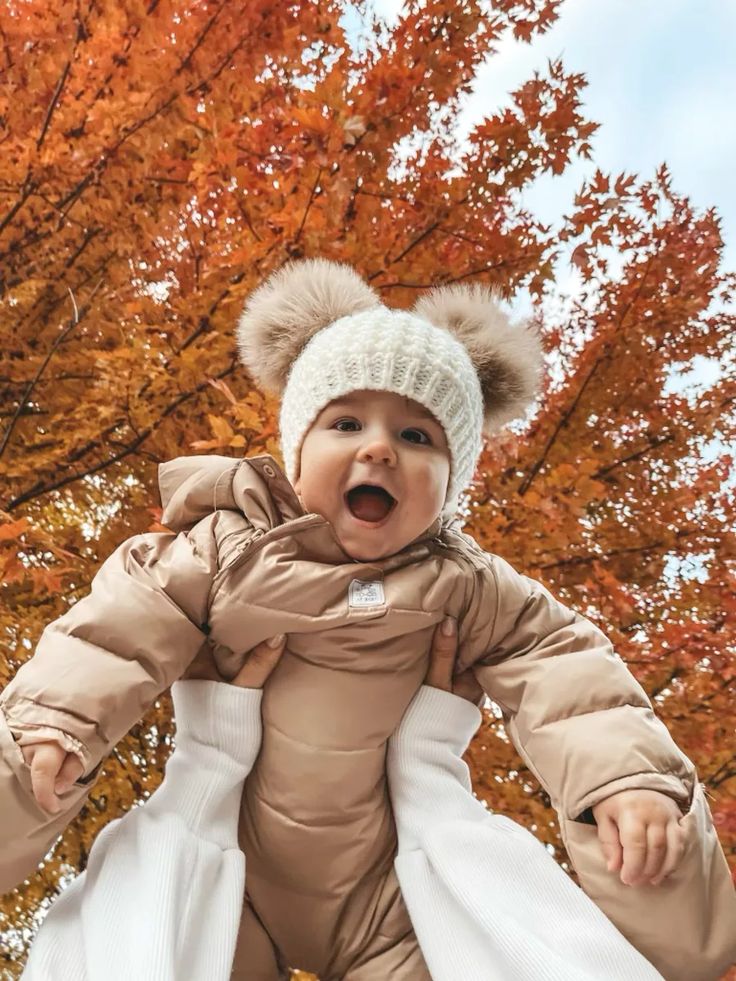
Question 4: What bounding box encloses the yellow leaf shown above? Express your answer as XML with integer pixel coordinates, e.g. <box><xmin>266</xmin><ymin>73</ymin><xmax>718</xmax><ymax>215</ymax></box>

<box><xmin>207</xmin><ymin>414</ymin><xmax>234</xmax><ymax>442</ymax></box>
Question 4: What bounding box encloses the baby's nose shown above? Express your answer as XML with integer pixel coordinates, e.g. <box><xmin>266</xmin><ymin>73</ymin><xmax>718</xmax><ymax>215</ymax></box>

<box><xmin>358</xmin><ymin>439</ymin><xmax>396</xmax><ymax>465</ymax></box>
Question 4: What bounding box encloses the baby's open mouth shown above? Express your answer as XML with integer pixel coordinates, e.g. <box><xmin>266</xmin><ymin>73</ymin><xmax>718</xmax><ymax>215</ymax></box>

<box><xmin>345</xmin><ymin>484</ymin><xmax>397</xmax><ymax>523</ymax></box>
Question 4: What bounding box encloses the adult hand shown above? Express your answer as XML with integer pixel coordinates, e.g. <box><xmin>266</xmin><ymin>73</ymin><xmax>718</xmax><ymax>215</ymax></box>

<box><xmin>424</xmin><ymin>616</ymin><xmax>485</xmax><ymax>706</ymax></box>
<box><xmin>182</xmin><ymin>634</ymin><xmax>287</xmax><ymax>689</ymax></box>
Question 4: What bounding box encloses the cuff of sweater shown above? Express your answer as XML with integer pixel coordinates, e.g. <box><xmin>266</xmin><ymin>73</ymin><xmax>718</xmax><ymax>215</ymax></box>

<box><xmin>394</xmin><ymin>685</ymin><xmax>482</xmax><ymax>755</ymax></box>
<box><xmin>171</xmin><ymin>680</ymin><xmax>262</xmax><ymax>766</ymax></box>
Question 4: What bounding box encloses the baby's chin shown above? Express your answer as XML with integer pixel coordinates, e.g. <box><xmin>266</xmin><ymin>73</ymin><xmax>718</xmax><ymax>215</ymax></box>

<box><xmin>311</xmin><ymin>499</ymin><xmax>437</xmax><ymax>562</ymax></box>
<box><xmin>338</xmin><ymin>532</ymin><xmax>405</xmax><ymax>562</ymax></box>
<box><xmin>336</xmin><ymin>519</ymin><xmax>439</xmax><ymax>561</ymax></box>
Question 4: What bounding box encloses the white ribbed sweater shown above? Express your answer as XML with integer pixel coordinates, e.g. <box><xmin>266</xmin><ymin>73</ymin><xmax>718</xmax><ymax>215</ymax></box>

<box><xmin>22</xmin><ymin>682</ymin><xmax>661</xmax><ymax>980</ymax></box>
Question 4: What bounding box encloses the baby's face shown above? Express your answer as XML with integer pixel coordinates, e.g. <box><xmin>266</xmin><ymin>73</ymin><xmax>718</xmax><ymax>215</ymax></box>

<box><xmin>293</xmin><ymin>390</ymin><xmax>451</xmax><ymax>561</ymax></box>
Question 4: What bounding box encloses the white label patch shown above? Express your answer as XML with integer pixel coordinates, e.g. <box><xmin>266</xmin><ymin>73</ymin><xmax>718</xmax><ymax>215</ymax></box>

<box><xmin>348</xmin><ymin>579</ymin><xmax>385</xmax><ymax>608</ymax></box>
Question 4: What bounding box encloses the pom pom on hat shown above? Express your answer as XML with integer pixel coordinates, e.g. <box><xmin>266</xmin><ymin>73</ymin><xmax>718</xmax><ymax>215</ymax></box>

<box><xmin>413</xmin><ymin>283</ymin><xmax>544</xmax><ymax>432</ymax></box>
<box><xmin>237</xmin><ymin>257</ymin><xmax>381</xmax><ymax>394</ymax></box>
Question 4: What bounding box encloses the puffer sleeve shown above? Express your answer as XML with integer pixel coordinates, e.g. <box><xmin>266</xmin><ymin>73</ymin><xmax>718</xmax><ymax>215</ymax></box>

<box><xmin>466</xmin><ymin>550</ymin><xmax>694</xmax><ymax>819</ymax></box>
<box><xmin>0</xmin><ymin>517</ymin><xmax>226</xmax><ymax>772</ymax></box>
<box><xmin>0</xmin><ymin>514</ymin><xmax>226</xmax><ymax>892</ymax></box>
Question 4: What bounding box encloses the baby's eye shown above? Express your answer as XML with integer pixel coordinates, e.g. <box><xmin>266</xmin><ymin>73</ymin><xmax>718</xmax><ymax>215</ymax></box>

<box><xmin>401</xmin><ymin>428</ymin><xmax>431</xmax><ymax>445</ymax></box>
<box><xmin>333</xmin><ymin>418</ymin><xmax>361</xmax><ymax>432</ymax></box>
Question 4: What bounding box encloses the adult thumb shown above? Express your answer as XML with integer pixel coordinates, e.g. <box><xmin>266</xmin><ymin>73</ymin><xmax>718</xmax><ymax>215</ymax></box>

<box><xmin>232</xmin><ymin>634</ymin><xmax>287</xmax><ymax>689</ymax></box>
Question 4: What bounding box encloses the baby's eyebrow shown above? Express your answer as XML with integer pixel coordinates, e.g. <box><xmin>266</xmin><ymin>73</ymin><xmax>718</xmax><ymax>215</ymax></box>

<box><xmin>329</xmin><ymin>398</ymin><xmax>435</xmax><ymax>421</ymax></box>
<box><xmin>409</xmin><ymin>406</ymin><xmax>436</xmax><ymax>421</ymax></box>
<box><xmin>401</xmin><ymin>399</ymin><xmax>438</xmax><ymax>422</ymax></box>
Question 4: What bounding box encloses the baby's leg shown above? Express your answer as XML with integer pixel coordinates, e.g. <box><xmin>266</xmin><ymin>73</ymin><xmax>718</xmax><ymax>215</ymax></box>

<box><xmin>231</xmin><ymin>897</ymin><xmax>288</xmax><ymax>981</ymax></box>
<box><xmin>340</xmin><ymin>933</ymin><xmax>433</xmax><ymax>981</ymax></box>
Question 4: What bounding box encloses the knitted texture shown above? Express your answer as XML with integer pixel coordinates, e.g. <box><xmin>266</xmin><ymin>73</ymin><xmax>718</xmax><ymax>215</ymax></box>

<box><xmin>388</xmin><ymin>686</ymin><xmax>664</xmax><ymax>981</ymax></box>
<box><xmin>237</xmin><ymin>258</ymin><xmax>546</xmax><ymax>520</ymax></box>
<box><xmin>279</xmin><ymin>307</ymin><xmax>485</xmax><ymax>518</ymax></box>
<box><xmin>21</xmin><ymin>681</ymin><xmax>263</xmax><ymax>981</ymax></box>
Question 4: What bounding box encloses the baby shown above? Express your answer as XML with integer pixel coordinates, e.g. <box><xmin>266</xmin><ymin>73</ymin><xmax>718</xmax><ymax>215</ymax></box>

<box><xmin>2</xmin><ymin>258</ymin><xmax>735</xmax><ymax>980</ymax></box>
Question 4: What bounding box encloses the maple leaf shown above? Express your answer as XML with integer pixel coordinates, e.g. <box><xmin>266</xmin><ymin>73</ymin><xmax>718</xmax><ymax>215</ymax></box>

<box><xmin>342</xmin><ymin>114</ymin><xmax>367</xmax><ymax>146</ymax></box>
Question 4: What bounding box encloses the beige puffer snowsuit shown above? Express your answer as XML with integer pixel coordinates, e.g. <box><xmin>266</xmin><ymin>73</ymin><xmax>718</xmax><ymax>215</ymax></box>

<box><xmin>1</xmin><ymin>454</ymin><xmax>734</xmax><ymax>980</ymax></box>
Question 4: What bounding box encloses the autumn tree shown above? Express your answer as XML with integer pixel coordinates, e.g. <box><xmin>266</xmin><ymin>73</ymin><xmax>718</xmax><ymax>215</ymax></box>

<box><xmin>1</xmin><ymin>0</ymin><xmax>734</xmax><ymax>976</ymax></box>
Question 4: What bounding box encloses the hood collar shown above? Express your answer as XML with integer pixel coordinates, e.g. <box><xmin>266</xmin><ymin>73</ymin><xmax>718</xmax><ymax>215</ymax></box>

<box><xmin>158</xmin><ymin>453</ymin><xmax>447</xmax><ymax>561</ymax></box>
<box><xmin>158</xmin><ymin>454</ymin><xmax>303</xmax><ymax>534</ymax></box>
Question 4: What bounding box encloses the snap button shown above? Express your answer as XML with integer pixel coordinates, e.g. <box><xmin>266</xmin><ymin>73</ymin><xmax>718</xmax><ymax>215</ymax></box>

<box><xmin>263</xmin><ymin>464</ymin><xmax>276</xmax><ymax>478</ymax></box>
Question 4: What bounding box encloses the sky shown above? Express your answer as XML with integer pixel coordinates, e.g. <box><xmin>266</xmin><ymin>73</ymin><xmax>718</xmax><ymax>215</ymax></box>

<box><xmin>368</xmin><ymin>0</ymin><xmax>736</xmax><ymax>281</ymax></box>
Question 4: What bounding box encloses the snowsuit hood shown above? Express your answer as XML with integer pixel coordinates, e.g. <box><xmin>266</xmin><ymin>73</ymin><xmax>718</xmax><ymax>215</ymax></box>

<box><xmin>158</xmin><ymin>453</ymin><xmax>304</xmax><ymax>535</ymax></box>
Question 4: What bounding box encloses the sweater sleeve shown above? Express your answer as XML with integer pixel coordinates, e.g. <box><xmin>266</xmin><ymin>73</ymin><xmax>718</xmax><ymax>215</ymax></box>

<box><xmin>21</xmin><ymin>681</ymin><xmax>261</xmax><ymax>981</ymax></box>
<box><xmin>151</xmin><ymin>679</ymin><xmax>263</xmax><ymax>830</ymax></box>
<box><xmin>386</xmin><ymin>686</ymin><xmax>664</xmax><ymax>981</ymax></box>
<box><xmin>466</xmin><ymin>551</ymin><xmax>695</xmax><ymax>821</ymax></box>
<box><xmin>1</xmin><ymin>518</ymin><xmax>221</xmax><ymax>775</ymax></box>
<box><xmin>387</xmin><ymin>685</ymin><xmax>482</xmax><ymax>850</ymax></box>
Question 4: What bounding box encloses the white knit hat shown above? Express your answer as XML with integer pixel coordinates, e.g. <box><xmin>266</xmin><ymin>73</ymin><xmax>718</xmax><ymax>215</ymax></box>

<box><xmin>237</xmin><ymin>258</ymin><xmax>544</xmax><ymax>519</ymax></box>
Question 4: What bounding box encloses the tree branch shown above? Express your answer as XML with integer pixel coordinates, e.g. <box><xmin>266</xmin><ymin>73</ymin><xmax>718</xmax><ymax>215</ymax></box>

<box><xmin>37</xmin><ymin>56</ymin><xmax>73</xmax><ymax>150</ymax></box>
<box><xmin>375</xmin><ymin>261</ymin><xmax>507</xmax><ymax>290</ymax></box>
<box><xmin>235</xmin><ymin>197</ymin><xmax>262</xmax><ymax>242</ymax></box>
<box><xmin>535</xmin><ymin>527</ymin><xmax>700</xmax><ymax>570</ymax></box>
<box><xmin>0</xmin><ymin>171</ymin><xmax>36</xmax><ymax>238</ymax></box>
<box><xmin>649</xmin><ymin>667</ymin><xmax>682</xmax><ymax>701</ymax></box>
<box><xmin>519</xmin><ymin>251</ymin><xmax>658</xmax><ymax>496</ymax></box>
<box><xmin>176</xmin><ymin>4</ymin><xmax>224</xmax><ymax>75</ymax></box>
<box><xmin>389</xmin><ymin>219</ymin><xmax>442</xmax><ymax>265</ymax></box>
<box><xmin>293</xmin><ymin>167</ymin><xmax>323</xmax><ymax>244</ymax></box>
<box><xmin>5</xmin><ymin>359</ymin><xmax>239</xmax><ymax>511</ymax></box>
<box><xmin>3</xmin><ymin>20</ymin><xmax>252</xmax><ymax>268</ymax></box>
<box><xmin>593</xmin><ymin>433</ymin><xmax>675</xmax><ymax>479</ymax></box>
<box><xmin>0</xmin><ymin>279</ymin><xmax>103</xmax><ymax>460</ymax></box>
<box><xmin>518</xmin><ymin>346</ymin><xmax>608</xmax><ymax>497</ymax></box>
<box><xmin>707</xmin><ymin>757</ymin><xmax>736</xmax><ymax>790</ymax></box>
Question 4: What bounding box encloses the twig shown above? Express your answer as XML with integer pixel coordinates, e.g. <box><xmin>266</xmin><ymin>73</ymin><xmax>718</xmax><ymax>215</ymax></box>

<box><xmin>176</xmin><ymin>4</ymin><xmax>224</xmax><ymax>75</ymax></box>
<box><xmin>389</xmin><ymin>219</ymin><xmax>442</xmax><ymax>265</ymax></box>
<box><xmin>5</xmin><ymin>359</ymin><xmax>239</xmax><ymax>510</ymax></box>
<box><xmin>37</xmin><ymin>58</ymin><xmax>73</xmax><ymax>150</ymax></box>
<box><xmin>535</xmin><ymin>527</ymin><xmax>700</xmax><ymax>570</ymax></box>
<box><xmin>593</xmin><ymin>433</ymin><xmax>675</xmax><ymax>479</ymax></box>
<box><xmin>0</xmin><ymin>279</ymin><xmax>102</xmax><ymax>460</ymax></box>
<box><xmin>294</xmin><ymin>167</ymin><xmax>323</xmax><ymax>244</ymax></box>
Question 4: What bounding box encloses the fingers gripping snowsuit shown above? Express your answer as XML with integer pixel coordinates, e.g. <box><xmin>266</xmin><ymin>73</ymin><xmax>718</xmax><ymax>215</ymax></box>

<box><xmin>1</xmin><ymin>454</ymin><xmax>735</xmax><ymax>980</ymax></box>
